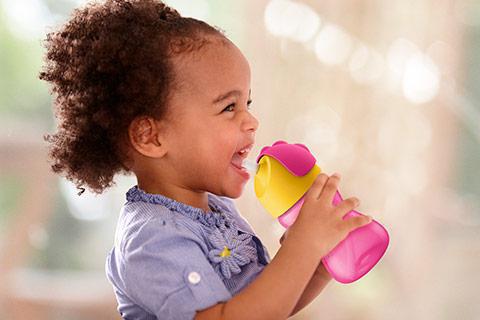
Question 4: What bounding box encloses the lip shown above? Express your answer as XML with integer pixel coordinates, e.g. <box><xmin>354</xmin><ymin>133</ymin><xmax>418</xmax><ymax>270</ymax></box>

<box><xmin>231</xmin><ymin>162</ymin><xmax>250</xmax><ymax>180</ymax></box>
<box><xmin>236</xmin><ymin>141</ymin><xmax>255</xmax><ymax>159</ymax></box>
<box><xmin>236</xmin><ymin>141</ymin><xmax>254</xmax><ymax>152</ymax></box>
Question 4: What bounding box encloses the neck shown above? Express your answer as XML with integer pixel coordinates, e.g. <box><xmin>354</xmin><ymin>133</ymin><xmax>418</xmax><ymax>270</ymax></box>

<box><xmin>137</xmin><ymin>178</ymin><xmax>211</xmax><ymax>213</ymax></box>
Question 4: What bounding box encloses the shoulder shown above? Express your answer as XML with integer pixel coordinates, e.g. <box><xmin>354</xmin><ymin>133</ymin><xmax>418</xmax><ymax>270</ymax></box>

<box><xmin>116</xmin><ymin>201</ymin><xmax>204</xmax><ymax>255</ymax></box>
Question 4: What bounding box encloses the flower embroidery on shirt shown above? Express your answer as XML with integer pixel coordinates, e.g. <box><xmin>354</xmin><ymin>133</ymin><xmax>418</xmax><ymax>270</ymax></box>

<box><xmin>207</xmin><ymin>222</ymin><xmax>258</xmax><ymax>279</ymax></box>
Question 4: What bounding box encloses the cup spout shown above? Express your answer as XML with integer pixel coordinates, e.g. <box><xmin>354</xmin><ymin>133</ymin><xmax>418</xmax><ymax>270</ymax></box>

<box><xmin>242</xmin><ymin>158</ymin><xmax>259</xmax><ymax>174</ymax></box>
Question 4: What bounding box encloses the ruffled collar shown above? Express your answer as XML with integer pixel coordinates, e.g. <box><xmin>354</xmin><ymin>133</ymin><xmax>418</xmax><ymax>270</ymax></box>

<box><xmin>125</xmin><ymin>185</ymin><xmax>232</xmax><ymax>228</ymax></box>
<box><xmin>125</xmin><ymin>185</ymin><xmax>260</xmax><ymax>280</ymax></box>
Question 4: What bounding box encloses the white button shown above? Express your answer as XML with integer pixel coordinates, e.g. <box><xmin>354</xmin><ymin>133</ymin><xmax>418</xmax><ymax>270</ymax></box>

<box><xmin>188</xmin><ymin>271</ymin><xmax>201</xmax><ymax>285</ymax></box>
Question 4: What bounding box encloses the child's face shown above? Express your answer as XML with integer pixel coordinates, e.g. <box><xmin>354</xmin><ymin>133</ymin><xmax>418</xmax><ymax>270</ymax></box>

<box><xmin>160</xmin><ymin>37</ymin><xmax>259</xmax><ymax>199</ymax></box>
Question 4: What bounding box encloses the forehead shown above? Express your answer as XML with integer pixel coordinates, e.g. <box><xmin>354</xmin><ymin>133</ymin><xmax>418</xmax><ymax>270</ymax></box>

<box><xmin>170</xmin><ymin>38</ymin><xmax>251</xmax><ymax>100</ymax></box>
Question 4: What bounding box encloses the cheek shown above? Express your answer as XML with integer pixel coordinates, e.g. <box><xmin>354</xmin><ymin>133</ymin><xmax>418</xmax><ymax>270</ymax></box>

<box><xmin>198</xmin><ymin>119</ymin><xmax>238</xmax><ymax>161</ymax></box>
<box><xmin>209</xmin><ymin>132</ymin><xmax>237</xmax><ymax>161</ymax></box>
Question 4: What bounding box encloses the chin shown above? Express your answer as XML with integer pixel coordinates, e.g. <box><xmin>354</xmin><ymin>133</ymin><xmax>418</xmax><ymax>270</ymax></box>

<box><xmin>235</xmin><ymin>182</ymin><xmax>250</xmax><ymax>197</ymax></box>
<box><xmin>221</xmin><ymin>183</ymin><xmax>247</xmax><ymax>199</ymax></box>
<box><xmin>227</xmin><ymin>190</ymin><xmax>243</xmax><ymax>199</ymax></box>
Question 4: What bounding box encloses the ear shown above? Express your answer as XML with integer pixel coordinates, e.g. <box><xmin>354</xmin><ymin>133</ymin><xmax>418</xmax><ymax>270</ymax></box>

<box><xmin>128</xmin><ymin>116</ymin><xmax>167</xmax><ymax>158</ymax></box>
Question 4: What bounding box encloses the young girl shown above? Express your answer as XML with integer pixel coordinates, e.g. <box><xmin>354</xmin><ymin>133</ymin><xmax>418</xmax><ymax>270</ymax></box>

<box><xmin>39</xmin><ymin>0</ymin><xmax>372</xmax><ymax>319</ymax></box>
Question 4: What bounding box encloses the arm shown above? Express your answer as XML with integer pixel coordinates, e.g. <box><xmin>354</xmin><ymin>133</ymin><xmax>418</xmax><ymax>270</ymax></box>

<box><xmin>289</xmin><ymin>263</ymin><xmax>332</xmax><ymax>317</ymax></box>
<box><xmin>195</xmin><ymin>231</ymin><xmax>328</xmax><ymax>320</ymax></box>
<box><xmin>279</xmin><ymin>228</ymin><xmax>333</xmax><ymax>317</ymax></box>
<box><xmin>197</xmin><ymin>173</ymin><xmax>366</xmax><ymax>320</ymax></box>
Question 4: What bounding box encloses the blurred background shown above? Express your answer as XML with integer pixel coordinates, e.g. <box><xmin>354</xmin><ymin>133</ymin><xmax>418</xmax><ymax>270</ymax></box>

<box><xmin>0</xmin><ymin>0</ymin><xmax>479</xmax><ymax>319</ymax></box>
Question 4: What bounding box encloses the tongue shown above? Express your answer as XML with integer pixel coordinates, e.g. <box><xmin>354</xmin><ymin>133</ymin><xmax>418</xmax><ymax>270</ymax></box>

<box><xmin>231</xmin><ymin>153</ymin><xmax>244</xmax><ymax>168</ymax></box>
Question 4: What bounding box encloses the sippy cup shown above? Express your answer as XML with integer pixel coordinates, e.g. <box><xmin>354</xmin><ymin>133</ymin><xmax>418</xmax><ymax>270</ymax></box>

<box><xmin>242</xmin><ymin>140</ymin><xmax>389</xmax><ymax>284</ymax></box>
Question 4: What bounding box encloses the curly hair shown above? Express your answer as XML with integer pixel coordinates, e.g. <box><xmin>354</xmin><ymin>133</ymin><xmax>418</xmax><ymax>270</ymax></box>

<box><xmin>40</xmin><ymin>0</ymin><xmax>227</xmax><ymax>195</ymax></box>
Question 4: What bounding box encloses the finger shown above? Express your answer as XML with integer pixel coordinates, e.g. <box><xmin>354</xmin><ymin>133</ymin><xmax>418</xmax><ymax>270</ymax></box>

<box><xmin>304</xmin><ymin>173</ymin><xmax>329</xmax><ymax>201</ymax></box>
<box><xmin>279</xmin><ymin>228</ymin><xmax>290</xmax><ymax>244</ymax></box>
<box><xmin>279</xmin><ymin>231</ymin><xmax>286</xmax><ymax>244</ymax></box>
<box><xmin>334</xmin><ymin>197</ymin><xmax>360</xmax><ymax>217</ymax></box>
<box><xmin>342</xmin><ymin>215</ymin><xmax>372</xmax><ymax>233</ymax></box>
<box><xmin>318</xmin><ymin>173</ymin><xmax>341</xmax><ymax>204</ymax></box>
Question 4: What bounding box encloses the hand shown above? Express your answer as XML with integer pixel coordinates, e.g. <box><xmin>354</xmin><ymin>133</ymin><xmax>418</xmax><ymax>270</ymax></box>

<box><xmin>286</xmin><ymin>173</ymin><xmax>372</xmax><ymax>256</ymax></box>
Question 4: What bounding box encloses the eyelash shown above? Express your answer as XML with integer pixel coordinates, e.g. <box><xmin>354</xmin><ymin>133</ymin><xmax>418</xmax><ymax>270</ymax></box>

<box><xmin>222</xmin><ymin>100</ymin><xmax>253</xmax><ymax>113</ymax></box>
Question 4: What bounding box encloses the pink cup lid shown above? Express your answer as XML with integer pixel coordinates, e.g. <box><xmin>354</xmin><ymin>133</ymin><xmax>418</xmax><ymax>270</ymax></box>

<box><xmin>256</xmin><ymin>140</ymin><xmax>317</xmax><ymax>177</ymax></box>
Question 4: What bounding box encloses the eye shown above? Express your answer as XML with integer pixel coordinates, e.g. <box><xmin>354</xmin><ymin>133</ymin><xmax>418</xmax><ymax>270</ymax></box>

<box><xmin>222</xmin><ymin>103</ymin><xmax>235</xmax><ymax>113</ymax></box>
<box><xmin>222</xmin><ymin>100</ymin><xmax>253</xmax><ymax>113</ymax></box>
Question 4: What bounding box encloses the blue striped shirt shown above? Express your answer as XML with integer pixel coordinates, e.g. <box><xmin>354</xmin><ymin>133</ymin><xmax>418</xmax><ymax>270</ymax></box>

<box><xmin>105</xmin><ymin>185</ymin><xmax>271</xmax><ymax>320</ymax></box>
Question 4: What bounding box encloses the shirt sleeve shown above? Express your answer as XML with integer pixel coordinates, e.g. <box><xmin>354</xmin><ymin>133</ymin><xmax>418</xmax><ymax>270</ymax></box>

<box><xmin>122</xmin><ymin>217</ymin><xmax>232</xmax><ymax>320</ymax></box>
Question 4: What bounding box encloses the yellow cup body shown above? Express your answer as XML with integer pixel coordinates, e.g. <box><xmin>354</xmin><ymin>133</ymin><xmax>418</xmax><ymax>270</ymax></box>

<box><xmin>254</xmin><ymin>155</ymin><xmax>321</xmax><ymax>218</ymax></box>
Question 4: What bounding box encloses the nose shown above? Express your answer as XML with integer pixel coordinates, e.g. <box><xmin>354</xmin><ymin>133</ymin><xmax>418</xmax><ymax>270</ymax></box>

<box><xmin>241</xmin><ymin>110</ymin><xmax>259</xmax><ymax>133</ymax></box>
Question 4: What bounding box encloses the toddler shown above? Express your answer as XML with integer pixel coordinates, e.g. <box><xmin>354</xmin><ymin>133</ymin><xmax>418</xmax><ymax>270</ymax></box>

<box><xmin>39</xmin><ymin>1</ymin><xmax>372</xmax><ymax>319</ymax></box>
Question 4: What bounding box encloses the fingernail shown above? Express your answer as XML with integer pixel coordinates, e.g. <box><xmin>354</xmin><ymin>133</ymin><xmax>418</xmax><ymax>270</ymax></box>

<box><xmin>332</xmin><ymin>172</ymin><xmax>341</xmax><ymax>178</ymax></box>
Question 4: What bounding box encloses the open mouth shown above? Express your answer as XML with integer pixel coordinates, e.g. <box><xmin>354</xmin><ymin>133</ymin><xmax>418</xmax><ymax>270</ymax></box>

<box><xmin>231</xmin><ymin>144</ymin><xmax>252</xmax><ymax>178</ymax></box>
<box><xmin>231</xmin><ymin>153</ymin><xmax>246</xmax><ymax>170</ymax></box>
<box><xmin>231</xmin><ymin>143</ymin><xmax>252</xmax><ymax>170</ymax></box>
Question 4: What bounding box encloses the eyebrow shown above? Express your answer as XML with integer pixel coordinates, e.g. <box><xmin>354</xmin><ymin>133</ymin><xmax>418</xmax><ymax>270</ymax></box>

<box><xmin>212</xmin><ymin>89</ymin><xmax>251</xmax><ymax>104</ymax></box>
